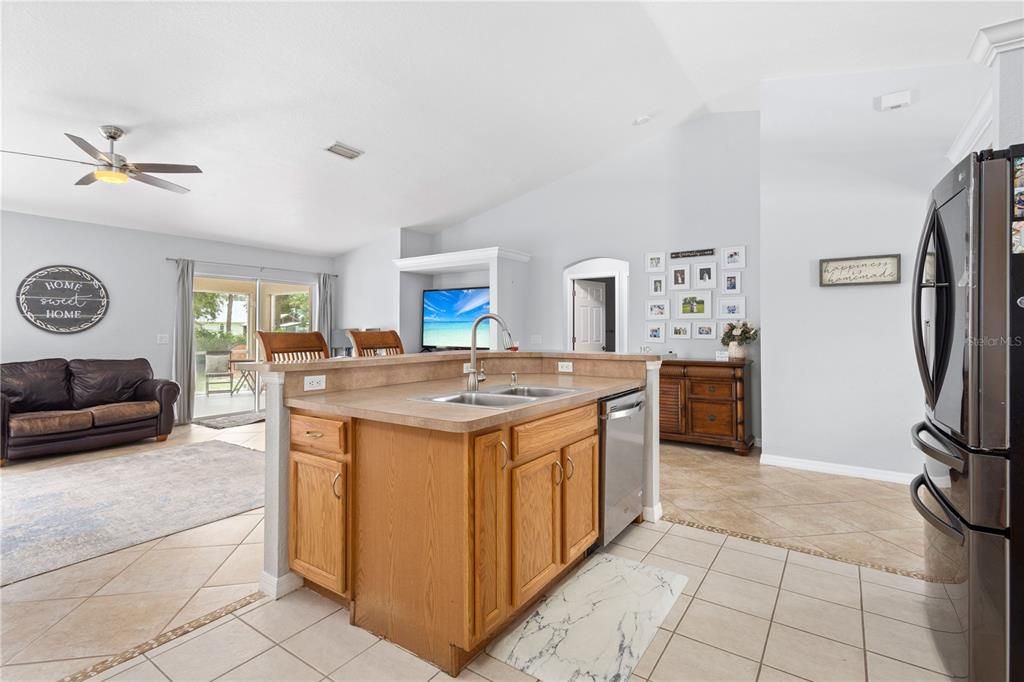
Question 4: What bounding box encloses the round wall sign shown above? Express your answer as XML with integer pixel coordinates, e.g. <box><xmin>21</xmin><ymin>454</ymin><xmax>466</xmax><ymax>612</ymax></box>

<box><xmin>17</xmin><ymin>265</ymin><xmax>109</xmax><ymax>334</ymax></box>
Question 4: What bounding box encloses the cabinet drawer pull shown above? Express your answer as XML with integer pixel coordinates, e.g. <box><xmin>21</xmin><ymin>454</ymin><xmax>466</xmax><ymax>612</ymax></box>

<box><xmin>305</xmin><ymin>431</ymin><xmax>324</xmax><ymax>439</ymax></box>
<box><xmin>565</xmin><ymin>456</ymin><xmax>576</xmax><ymax>480</ymax></box>
<box><xmin>554</xmin><ymin>461</ymin><xmax>565</xmax><ymax>485</ymax></box>
<box><xmin>707</xmin><ymin>415</ymin><xmax>717</xmax><ymax>422</ymax></box>
<box><xmin>499</xmin><ymin>440</ymin><xmax>509</xmax><ymax>470</ymax></box>
<box><xmin>331</xmin><ymin>472</ymin><xmax>342</xmax><ymax>499</ymax></box>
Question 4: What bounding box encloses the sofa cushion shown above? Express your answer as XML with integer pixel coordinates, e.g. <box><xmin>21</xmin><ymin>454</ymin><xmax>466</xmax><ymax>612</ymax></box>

<box><xmin>88</xmin><ymin>401</ymin><xmax>161</xmax><ymax>427</ymax></box>
<box><xmin>1</xmin><ymin>358</ymin><xmax>72</xmax><ymax>413</ymax></box>
<box><xmin>9</xmin><ymin>409</ymin><xmax>93</xmax><ymax>437</ymax></box>
<box><xmin>68</xmin><ymin>359</ymin><xmax>153</xmax><ymax>409</ymax></box>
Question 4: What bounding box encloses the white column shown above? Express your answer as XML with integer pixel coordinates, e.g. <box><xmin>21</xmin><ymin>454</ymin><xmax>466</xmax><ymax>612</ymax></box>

<box><xmin>969</xmin><ymin>18</ymin><xmax>1024</xmax><ymax>148</ymax></box>
<box><xmin>643</xmin><ymin>359</ymin><xmax>662</xmax><ymax>521</ymax></box>
<box><xmin>259</xmin><ymin>371</ymin><xmax>303</xmax><ymax>599</ymax></box>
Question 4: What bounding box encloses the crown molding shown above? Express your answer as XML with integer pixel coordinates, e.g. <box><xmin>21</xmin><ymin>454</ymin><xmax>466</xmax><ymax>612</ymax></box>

<box><xmin>946</xmin><ymin>89</ymin><xmax>993</xmax><ymax>163</ymax></box>
<box><xmin>393</xmin><ymin>246</ymin><xmax>531</xmax><ymax>274</ymax></box>
<box><xmin>968</xmin><ymin>18</ymin><xmax>1024</xmax><ymax>66</ymax></box>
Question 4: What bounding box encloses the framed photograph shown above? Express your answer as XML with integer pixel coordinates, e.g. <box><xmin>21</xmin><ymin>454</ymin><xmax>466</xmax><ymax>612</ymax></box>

<box><xmin>722</xmin><ymin>246</ymin><xmax>746</xmax><ymax>270</ymax></box>
<box><xmin>646</xmin><ymin>298</ymin><xmax>669</xmax><ymax>320</ymax></box>
<box><xmin>669</xmin><ymin>322</ymin><xmax>692</xmax><ymax>340</ymax></box>
<box><xmin>649</xmin><ymin>275</ymin><xmax>667</xmax><ymax>296</ymax></box>
<box><xmin>819</xmin><ymin>254</ymin><xmax>901</xmax><ymax>286</ymax></box>
<box><xmin>694</xmin><ymin>262</ymin><xmax>717</xmax><ymax>290</ymax></box>
<box><xmin>722</xmin><ymin>271</ymin><xmax>742</xmax><ymax>294</ymax></box>
<box><xmin>646</xmin><ymin>252</ymin><xmax>666</xmax><ymax>273</ymax></box>
<box><xmin>675</xmin><ymin>292</ymin><xmax>712</xmax><ymax>319</ymax></box>
<box><xmin>669</xmin><ymin>264</ymin><xmax>691</xmax><ymax>290</ymax></box>
<box><xmin>645</xmin><ymin>322</ymin><xmax>665</xmax><ymax>343</ymax></box>
<box><xmin>718</xmin><ymin>296</ymin><xmax>746</xmax><ymax>319</ymax></box>
<box><xmin>694</xmin><ymin>323</ymin><xmax>716</xmax><ymax>340</ymax></box>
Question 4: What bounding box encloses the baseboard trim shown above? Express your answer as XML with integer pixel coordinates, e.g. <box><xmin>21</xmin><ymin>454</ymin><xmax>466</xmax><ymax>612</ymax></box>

<box><xmin>759</xmin><ymin>453</ymin><xmax>915</xmax><ymax>485</ymax></box>
<box><xmin>643</xmin><ymin>503</ymin><xmax>663</xmax><ymax>523</ymax></box>
<box><xmin>259</xmin><ymin>570</ymin><xmax>303</xmax><ymax>599</ymax></box>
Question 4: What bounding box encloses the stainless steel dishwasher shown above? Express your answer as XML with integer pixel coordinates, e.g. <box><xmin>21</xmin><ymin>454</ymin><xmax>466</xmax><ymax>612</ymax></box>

<box><xmin>599</xmin><ymin>388</ymin><xmax>646</xmax><ymax>546</ymax></box>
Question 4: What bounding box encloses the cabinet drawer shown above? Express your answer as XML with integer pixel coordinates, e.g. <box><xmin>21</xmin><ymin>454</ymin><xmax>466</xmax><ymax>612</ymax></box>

<box><xmin>688</xmin><ymin>380</ymin><xmax>735</xmax><ymax>401</ymax></box>
<box><xmin>513</xmin><ymin>404</ymin><xmax>597</xmax><ymax>462</ymax></box>
<box><xmin>688</xmin><ymin>400</ymin><xmax>736</xmax><ymax>439</ymax></box>
<box><xmin>291</xmin><ymin>414</ymin><xmax>348</xmax><ymax>456</ymax></box>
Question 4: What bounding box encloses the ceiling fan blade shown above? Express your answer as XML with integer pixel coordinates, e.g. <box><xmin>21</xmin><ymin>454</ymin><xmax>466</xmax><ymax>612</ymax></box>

<box><xmin>74</xmin><ymin>172</ymin><xmax>97</xmax><ymax>186</ymax></box>
<box><xmin>65</xmin><ymin>133</ymin><xmax>111</xmax><ymax>164</ymax></box>
<box><xmin>130</xmin><ymin>163</ymin><xmax>202</xmax><ymax>174</ymax></box>
<box><xmin>0</xmin><ymin>149</ymin><xmax>97</xmax><ymax>167</ymax></box>
<box><xmin>129</xmin><ymin>172</ymin><xmax>189</xmax><ymax>194</ymax></box>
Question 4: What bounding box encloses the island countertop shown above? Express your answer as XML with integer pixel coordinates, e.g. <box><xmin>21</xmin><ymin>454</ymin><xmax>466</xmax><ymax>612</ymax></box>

<box><xmin>285</xmin><ymin>372</ymin><xmax>643</xmax><ymax>432</ymax></box>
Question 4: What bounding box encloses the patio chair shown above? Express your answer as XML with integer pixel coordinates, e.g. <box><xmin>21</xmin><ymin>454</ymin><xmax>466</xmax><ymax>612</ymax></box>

<box><xmin>205</xmin><ymin>351</ymin><xmax>234</xmax><ymax>394</ymax></box>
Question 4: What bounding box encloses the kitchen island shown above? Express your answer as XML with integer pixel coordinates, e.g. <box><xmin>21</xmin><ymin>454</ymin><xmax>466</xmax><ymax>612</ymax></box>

<box><xmin>253</xmin><ymin>351</ymin><xmax>661</xmax><ymax>675</ymax></box>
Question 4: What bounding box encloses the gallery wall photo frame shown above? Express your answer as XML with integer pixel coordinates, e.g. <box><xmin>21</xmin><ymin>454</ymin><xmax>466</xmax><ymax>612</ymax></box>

<box><xmin>676</xmin><ymin>291</ymin><xmax>712</xmax><ymax>320</ymax></box>
<box><xmin>694</xmin><ymin>323</ymin><xmax>716</xmax><ymax>339</ymax></box>
<box><xmin>694</xmin><ymin>262</ymin><xmax>717</xmax><ymax>290</ymax></box>
<box><xmin>722</xmin><ymin>271</ymin><xmax>741</xmax><ymax>294</ymax></box>
<box><xmin>722</xmin><ymin>245</ymin><xmax>746</xmax><ymax>270</ymax></box>
<box><xmin>669</xmin><ymin>322</ymin><xmax>692</xmax><ymax>339</ymax></box>
<box><xmin>646</xmin><ymin>298</ymin><xmax>669</xmax><ymax>320</ymax></box>
<box><xmin>718</xmin><ymin>296</ymin><xmax>746</xmax><ymax>319</ymax></box>
<box><xmin>646</xmin><ymin>322</ymin><xmax>666</xmax><ymax>343</ymax></box>
<box><xmin>669</xmin><ymin>263</ymin><xmax>691</xmax><ymax>290</ymax></box>
<box><xmin>646</xmin><ymin>252</ymin><xmax>666</xmax><ymax>273</ymax></box>
<box><xmin>649</xmin><ymin>274</ymin><xmax>667</xmax><ymax>296</ymax></box>
<box><xmin>819</xmin><ymin>254</ymin><xmax>901</xmax><ymax>286</ymax></box>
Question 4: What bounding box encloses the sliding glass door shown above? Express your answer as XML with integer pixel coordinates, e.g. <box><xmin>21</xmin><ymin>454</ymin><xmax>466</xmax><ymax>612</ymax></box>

<box><xmin>192</xmin><ymin>276</ymin><xmax>314</xmax><ymax>419</ymax></box>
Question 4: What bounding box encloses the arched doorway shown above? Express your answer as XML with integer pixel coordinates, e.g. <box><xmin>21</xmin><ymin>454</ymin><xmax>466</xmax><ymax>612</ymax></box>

<box><xmin>562</xmin><ymin>258</ymin><xmax>629</xmax><ymax>353</ymax></box>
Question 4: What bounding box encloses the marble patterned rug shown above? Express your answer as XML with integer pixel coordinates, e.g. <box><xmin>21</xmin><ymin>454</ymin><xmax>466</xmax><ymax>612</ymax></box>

<box><xmin>0</xmin><ymin>440</ymin><xmax>264</xmax><ymax>585</ymax></box>
<box><xmin>488</xmin><ymin>552</ymin><xmax>687</xmax><ymax>682</ymax></box>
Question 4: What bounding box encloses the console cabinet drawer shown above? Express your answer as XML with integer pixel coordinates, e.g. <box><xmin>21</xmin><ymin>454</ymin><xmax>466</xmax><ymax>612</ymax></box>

<box><xmin>688</xmin><ymin>400</ymin><xmax>736</xmax><ymax>439</ymax></box>
<box><xmin>291</xmin><ymin>414</ymin><xmax>348</xmax><ymax>457</ymax></box>
<box><xmin>512</xmin><ymin>404</ymin><xmax>597</xmax><ymax>462</ymax></box>
<box><xmin>689</xmin><ymin>380</ymin><xmax>735</xmax><ymax>401</ymax></box>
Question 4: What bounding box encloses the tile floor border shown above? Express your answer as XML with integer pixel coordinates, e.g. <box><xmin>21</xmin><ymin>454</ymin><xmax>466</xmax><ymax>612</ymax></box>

<box><xmin>59</xmin><ymin>592</ymin><xmax>264</xmax><ymax>682</ymax></box>
<box><xmin>661</xmin><ymin>516</ymin><xmax>950</xmax><ymax>584</ymax></box>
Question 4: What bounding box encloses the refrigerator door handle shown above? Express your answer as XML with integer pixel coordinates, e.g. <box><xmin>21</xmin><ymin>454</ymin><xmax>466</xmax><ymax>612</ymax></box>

<box><xmin>912</xmin><ymin>203</ymin><xmax>939</xmax><ymax>408</ymax></box>
<box><xmin>910</xmin><ymin>420</ymin><xmax>965</xmax><ymax>473</ymax></box>
<box><xmin>910</xmin><ymin>472</ymin><xmax>965</xmax><ymax>545</ymax></box>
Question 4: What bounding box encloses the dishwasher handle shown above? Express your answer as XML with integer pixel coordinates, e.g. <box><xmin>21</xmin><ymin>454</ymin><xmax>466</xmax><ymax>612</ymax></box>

<box><xmin>602</xmin><ymin>399</ymin><xmax>645</xmax><ymax>421</ymax></box>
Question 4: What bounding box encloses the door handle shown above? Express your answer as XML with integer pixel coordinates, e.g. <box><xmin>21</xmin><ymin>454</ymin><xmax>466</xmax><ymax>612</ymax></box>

<box><xmin>910</xmin><ymin>473</ymin><xmax>964</xmax><ymax>545</ymax></box>
<box><xmin>554</xmin><ymin>461</ymin><xmax>565</xmax><ymax>485</ymax></box>
<box><xmin>499</xmin><ymin>440</ymin><xmax>509</xmax><ymax>470</ymax></box>
<box><xmin>565</xmin><ymin>456</ymin><xmax>575</xmax><ymax>480</ymax></box>
<box><xmin>602</xmin><ymin>402</ymin><xmax>644</xmax><ymax>420</ymax></box>
<box><xmin>305</xmin><ymin>431</ymin><xmax>324</xmax><ymax>439</ymax></box>
<box><xmin>910</xmin><ymin>421</ymin><xmax>964</xmax><ymax>473</ymax></box>
<box><xmin>331</xmin><ymin>472</ymin><xmax>342</xmax><ymax>499</ymax></box>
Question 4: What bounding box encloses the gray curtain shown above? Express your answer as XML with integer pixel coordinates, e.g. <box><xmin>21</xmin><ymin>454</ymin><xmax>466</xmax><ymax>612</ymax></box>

<box><xmin>316</xmin><ymin>272</ymin><xmax>334</xmax><ymax>353</ymax></box>
<box><xmin>172</xmin><ymin>259</ymin><xmax>195</xmax><ymax>425</ymax></box>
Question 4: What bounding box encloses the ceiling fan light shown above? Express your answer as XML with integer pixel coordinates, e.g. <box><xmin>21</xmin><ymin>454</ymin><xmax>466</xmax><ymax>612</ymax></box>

<box><xmin>94</xmin><ymin>168</ymin><xmax>128</xmax><ymax>184</ymax></box>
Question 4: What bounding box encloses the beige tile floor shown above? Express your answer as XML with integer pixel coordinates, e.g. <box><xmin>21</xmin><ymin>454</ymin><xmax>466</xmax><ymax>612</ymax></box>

<box><xmin>659</xmin><ymin>443</ymin><xmax>947</xmax><ymax>579</ymax></box>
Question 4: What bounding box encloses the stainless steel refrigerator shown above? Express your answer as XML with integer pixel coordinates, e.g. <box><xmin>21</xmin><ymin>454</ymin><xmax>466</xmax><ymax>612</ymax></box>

<box><xmin>910</xmin><ymin>144</ymin><xmax>1023</xmax><ymax>681</ymax></box>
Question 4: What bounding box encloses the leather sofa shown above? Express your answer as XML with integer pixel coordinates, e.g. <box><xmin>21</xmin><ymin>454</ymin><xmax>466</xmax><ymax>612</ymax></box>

<box><xmin>0</xmin><ymin>358</ymin><xmax>179</xmax><ymax>464</ymax></box>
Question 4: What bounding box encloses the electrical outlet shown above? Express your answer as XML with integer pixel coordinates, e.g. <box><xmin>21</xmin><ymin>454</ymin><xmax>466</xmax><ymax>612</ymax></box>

<box><xmin>463</xmin><ymin>362</ymin><xmax>473</xmax><ymax>374</ymax></box>
<box><xmin>557</xmin><ymin>361</ymin><xmax>573</xmax><ymax>373</ymax></box>
<box><xmin>303</xmin><ymin>375</ymin><xmax>326</xmax><ymax>391</ymax></box>
<box><xmin>640</xmin><ymin>345</ymin><xmax>651</xmax><ymax>353</ymax></box>
<box><xmin>155</xmin><ymin>334</ymin><xmax>169</xmax><ymax>345</ymax></box>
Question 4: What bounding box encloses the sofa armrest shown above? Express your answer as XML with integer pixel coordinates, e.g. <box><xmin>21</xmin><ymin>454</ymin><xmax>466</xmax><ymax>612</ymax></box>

<box><xmin>0</xmin><ymin>393</ymin><xmax>9</xmax><ymax>464</ymax></box>
<box><xmin>135</xmin><ymin>379</ymin><xmax>181</xmax><ymax>435</ymax></box>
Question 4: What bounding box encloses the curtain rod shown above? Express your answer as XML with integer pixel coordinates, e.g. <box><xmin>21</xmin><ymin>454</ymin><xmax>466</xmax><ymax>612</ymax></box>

<box><xmin>165</xmin><ymin>257</ymin><xmax>337</xmax><ymax>278</ymax></box>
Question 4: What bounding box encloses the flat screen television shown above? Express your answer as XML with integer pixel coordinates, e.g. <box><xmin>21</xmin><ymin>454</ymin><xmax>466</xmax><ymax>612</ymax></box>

<box><xmin>422</xmin><ymin>287</ymin><xmax>490</xmax><ymax>350</ymax></box>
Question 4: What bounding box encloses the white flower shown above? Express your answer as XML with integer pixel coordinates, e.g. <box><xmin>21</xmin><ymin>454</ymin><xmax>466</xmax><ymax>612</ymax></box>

<box><xmin>732</xmin><ymin>328</ymin><xmax>742</xmax><ymax>336</ymax></box>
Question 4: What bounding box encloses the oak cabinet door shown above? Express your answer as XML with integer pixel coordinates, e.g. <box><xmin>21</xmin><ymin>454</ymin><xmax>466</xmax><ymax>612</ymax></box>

<box><xmin>660</xmin><ymin>377</ymin><xmax>683</xmax><ymax>435</ymax></box>
<box><xmin>473</xmin><ymin>430</ymin><xmax>510</xmax><ymax>638</ymax></box>
<box><xmin>562</xmin><ymin>435</ymin><xmax>599</xmax><ymax>564</ymax></box>
<box><xmin>289</xmin><ymin>450</ymin><xmax>346</xmax><ymax>595</ymax></box>
<box><xmin>510</xmin><ymin>451</ymin><xmax>562</xmax><ymax>608</ymax></box>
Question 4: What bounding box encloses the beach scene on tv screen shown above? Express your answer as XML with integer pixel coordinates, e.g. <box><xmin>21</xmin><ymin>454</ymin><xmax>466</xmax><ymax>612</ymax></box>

<box><xmin>423</xmin><ymin>288</ymin><xmax>490</xmax><ymax>348</ymax></box>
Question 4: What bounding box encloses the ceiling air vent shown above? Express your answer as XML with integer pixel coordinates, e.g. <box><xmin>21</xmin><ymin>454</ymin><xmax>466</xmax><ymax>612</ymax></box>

<box><xmin>326</xmin><ymin>141</ymin><xmax>363</xmax><ymax>160</ymax></box>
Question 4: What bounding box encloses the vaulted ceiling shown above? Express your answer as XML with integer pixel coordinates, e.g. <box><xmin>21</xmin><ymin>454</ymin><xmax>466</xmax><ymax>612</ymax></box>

<box><xmin>1</xmin><ymin>2</ymin><xmax>1019</xmax><ymax>253</ymax></box>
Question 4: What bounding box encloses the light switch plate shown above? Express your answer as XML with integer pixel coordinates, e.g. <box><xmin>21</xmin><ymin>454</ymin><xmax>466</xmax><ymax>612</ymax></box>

<box><xmin>303</xmin><ymin>375</ymin><xmax>326</xmax><ymax>391</ymax></box>
<box><xmin>557</xmin><ymin>361</ymin><xmax>573</xmax><ymax>373</ymax></box>
<box><xmin>155</xmin><ymin>334</ymin><xmax>169</xmax><ymax>345</ymax></box>
<box><xmin>463</xmin><ymin>362</ymin><xmax>473</xmax><ymax>374</ymax></box>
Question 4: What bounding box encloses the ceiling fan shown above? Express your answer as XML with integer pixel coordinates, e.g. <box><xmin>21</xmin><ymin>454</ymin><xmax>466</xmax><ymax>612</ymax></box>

<box><xmin>1</xmin><ymin>125</ymin><xmax>202</xmax><ymax>194</ymax></box>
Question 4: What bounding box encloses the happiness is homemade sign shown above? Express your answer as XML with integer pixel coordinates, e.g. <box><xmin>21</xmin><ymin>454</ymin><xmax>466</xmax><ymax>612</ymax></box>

<box><xmin>17</xmin><ymin>265</ymin><xmax>109</xmax><ymax>333</ymax></box>
<box><xmin>819</xmin><ymin>254</ymin><xmax>901</xmax><ymax>287</ymax></box>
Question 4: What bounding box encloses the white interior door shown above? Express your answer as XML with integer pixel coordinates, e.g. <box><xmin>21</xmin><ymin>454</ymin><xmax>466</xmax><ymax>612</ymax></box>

<box><xmin>573</xmin><ymin>280</ymin><xmax>606</xmax><ymax>351</ymax></box>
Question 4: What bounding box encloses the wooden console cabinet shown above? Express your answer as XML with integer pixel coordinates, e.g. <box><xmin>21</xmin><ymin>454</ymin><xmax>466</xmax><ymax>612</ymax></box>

<box><xmin>660</xmin><ymin>359</ymin><xmax>753</xmax><ymax>454</ymax></box>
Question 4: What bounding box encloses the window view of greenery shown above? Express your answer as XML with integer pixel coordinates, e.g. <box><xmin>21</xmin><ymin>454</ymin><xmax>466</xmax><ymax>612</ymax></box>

<box><xmin>194</xmin><ymin>291</ymin><xmax>250</xmax><ymax>352</ymax></box>
<box><xmin>271</xmin><ymin>293</ymin><xmax>311</xmax><ymax>332</ymax></box>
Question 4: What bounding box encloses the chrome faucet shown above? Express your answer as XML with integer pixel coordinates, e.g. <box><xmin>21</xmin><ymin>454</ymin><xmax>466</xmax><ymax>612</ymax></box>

<box><xmin>468</xmin><ymin>313</ymin><xmax>514</xmax><ymax>391</ymax></box>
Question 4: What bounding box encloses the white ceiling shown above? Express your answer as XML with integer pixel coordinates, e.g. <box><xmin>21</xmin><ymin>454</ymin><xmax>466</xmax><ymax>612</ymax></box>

<box><xmin>2</xmin><ymin>2</ymin><xmax>1020</xmax><ymax>254</ymax></box>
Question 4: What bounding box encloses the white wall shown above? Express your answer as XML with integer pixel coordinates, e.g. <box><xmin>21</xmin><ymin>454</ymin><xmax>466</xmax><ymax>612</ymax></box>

<box><xmin>333</xmin><ymin>228</ymin><xmax>401</xmax><ymax>333</ymax></box>
<box><xmin>759</xmin><ymin>63</ymin><xmax>991</xmax><ymax>477</ymax></box>
<box><xmin>436</xmin><ymin>112</ymin><xmax>762</xmax><ymax>434</ymax></box>
<box><xmin>1</xmin><ymin>211</ymin><xmax>333</xmax><ymax>377</ymax></box>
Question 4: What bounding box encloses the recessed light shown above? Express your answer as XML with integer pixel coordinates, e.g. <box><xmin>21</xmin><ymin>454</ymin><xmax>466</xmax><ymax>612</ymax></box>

<box><xmin>326</xmin><ymin>141</ymin><xmax>363</xmax><ymax>159</ymax></box>
<box><xmin>632</xmin><ymin>114</ymin><xmax>653</xmax><ymax>126</ymax></box>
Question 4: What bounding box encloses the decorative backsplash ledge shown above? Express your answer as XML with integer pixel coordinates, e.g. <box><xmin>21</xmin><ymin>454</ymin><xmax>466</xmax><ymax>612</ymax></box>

<box><xmin>250</xmin><ymin>350</ymin><xmax>659</xmax><ymax>398</ymax></box>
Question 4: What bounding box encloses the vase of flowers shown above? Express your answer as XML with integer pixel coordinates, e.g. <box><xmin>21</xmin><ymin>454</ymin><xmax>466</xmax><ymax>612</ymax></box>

<box><xmin>720</xmin><ymin>321</ymin><xmax>759</xmax><ymax>359</ymax></box>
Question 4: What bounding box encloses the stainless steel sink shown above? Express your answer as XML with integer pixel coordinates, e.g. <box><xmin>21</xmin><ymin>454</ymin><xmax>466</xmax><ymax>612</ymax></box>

<box><xmin>486</xmin><ymin>385</ymin><xmax>578</xmax><ymax>398</ymax></box>
<box><xmin>422</xmin><ymin>392</ymin><xmax>537</xmax><ymax>408</ymax></box>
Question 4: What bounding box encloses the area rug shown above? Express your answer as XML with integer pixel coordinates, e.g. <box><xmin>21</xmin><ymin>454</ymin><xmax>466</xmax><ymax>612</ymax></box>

<box><xmin>193</xmin><ymin>411</ymin><xmax>266</xmax><ymax>429</ymax></box>
<box><xmin>487</xmin><ymin>553</ymin><xmax>687</xmax><ymax>682</ymax></box>
<box><xmin>0</xmin><ymin>440</ymin><xmax>264</xmax><ymax>585</ymax></box>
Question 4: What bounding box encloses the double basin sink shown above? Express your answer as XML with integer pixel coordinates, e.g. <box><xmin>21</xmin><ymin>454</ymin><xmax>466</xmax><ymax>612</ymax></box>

<box><xmin>416</xmin><ymin>384</ymin><xmax>577</xmax><ymax>408</ymax></box>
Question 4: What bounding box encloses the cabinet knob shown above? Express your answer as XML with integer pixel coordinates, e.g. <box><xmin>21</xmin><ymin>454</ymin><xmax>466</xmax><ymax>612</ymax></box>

<box><xmin>708</xmin><ymin>385</ymin><xmax>717</xmax><ymax>393</ymax></box>
<box><xmin>707</xmin><ymin>414</ymin><xmax>717</xmax><ymax>422</ymax></box>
